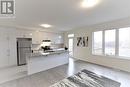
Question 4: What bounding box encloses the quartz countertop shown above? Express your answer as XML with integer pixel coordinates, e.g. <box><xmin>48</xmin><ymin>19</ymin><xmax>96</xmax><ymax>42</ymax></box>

<box><xmin>27</xmin><ymin>50</ymin><xmax>69</xmax><ymax>58</ymax></box>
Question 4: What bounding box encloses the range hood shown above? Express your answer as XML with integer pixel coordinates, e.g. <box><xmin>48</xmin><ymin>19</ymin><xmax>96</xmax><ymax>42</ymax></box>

<box><xmin>41</xmin><ymin>40</ymin><xmax>51</xmax><ymax>46</ymax></box>
<box><xmin>42</xmin><ymin>40</ymin><xmax>51</xmax><ymax>42</ymax></box>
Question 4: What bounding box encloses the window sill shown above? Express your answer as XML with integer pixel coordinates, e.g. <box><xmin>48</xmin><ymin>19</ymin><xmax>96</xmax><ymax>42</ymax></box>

<box><xmin>92</xmin><ymin>54</ymin><xmax>130</xmax><ymax>60</ymax></box>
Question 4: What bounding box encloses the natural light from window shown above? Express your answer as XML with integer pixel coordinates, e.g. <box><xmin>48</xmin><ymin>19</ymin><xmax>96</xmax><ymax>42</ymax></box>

<box><xmin>92</xmin><ymin>27</ymin><xmax>130</xmax><ymax>59</ymax></box>
<box><xmin>68</xmin><ymin>34</ymin><xmax>74</xmax><ymax>57</ymax></box>
<box><xmin>105</xmin><ymin>30</ymin><xmax>116</xmax><ymax>56</ymax></box>
<box><xmin>119</xmin><ymin>28</ymin><xmax>130</xmax><ymax>57</ymax></box>
<box><xmin>93</xmin><ymin>31</ymin><xmax>103</xmax><ymax>55</ymax></box>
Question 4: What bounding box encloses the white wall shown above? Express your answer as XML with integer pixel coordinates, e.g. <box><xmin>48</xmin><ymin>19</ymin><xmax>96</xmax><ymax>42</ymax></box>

<box><xmin>65</xmin><ymin>17</ymin><xmax>130</xmax><ymax>72</ymax></box>
<box><xmin>0</xmin><ymin>27</ymin><xmax>64</xmax><ymax>68</ymax></box>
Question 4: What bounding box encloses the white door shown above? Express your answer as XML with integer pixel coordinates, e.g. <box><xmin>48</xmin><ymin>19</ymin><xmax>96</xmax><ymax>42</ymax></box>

<box><xmin>69</xmin><ymin>38</ymin><xmax>73</xmax><ymax>57</ymax></box>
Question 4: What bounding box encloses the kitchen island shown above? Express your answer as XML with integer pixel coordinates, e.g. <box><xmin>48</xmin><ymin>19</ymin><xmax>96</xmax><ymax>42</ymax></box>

<box><xmin>27</xmin><ymin>50</ymin><xmax>69</xmax><ymax>75</ymax></box>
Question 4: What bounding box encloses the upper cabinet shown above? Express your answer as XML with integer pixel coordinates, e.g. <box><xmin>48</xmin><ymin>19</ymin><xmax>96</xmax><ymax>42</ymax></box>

<box><xmin>37</xmin><ymin>32</ymin><xmax>64</xmax><ymax>45</ymax></box>
<box><xmin>53</xmin><ymin>33</ymin><xmax>64</xmax><ymax>44</ymax></box>
<box><xmin>16</xmin><ymin>30</ymin><xmax>33</xmax><ymax>39</ymax></box>
<box><xmin>15</xmin><ymin>29</ymin><xmax>64</xmax><ymax>45</ymax></box>
<box><xmin>32</xmin><ymin>31</ymin><xmax>41</xmax><ymax>44</ymax></box>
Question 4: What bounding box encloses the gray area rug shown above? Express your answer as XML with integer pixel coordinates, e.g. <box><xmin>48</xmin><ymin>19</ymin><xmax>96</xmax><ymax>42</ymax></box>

<box><xmin>50</xmin><ymin>69</ymin><xmax>121</xmax><ymax>87</ymax></box>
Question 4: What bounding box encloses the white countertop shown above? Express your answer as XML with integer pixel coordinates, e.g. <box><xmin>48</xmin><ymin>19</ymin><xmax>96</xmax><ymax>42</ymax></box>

<box><xmin>28</xmin><ymin>50</ymin><xmax>69</xmax><ymax>58</ymax></box>
<box><xmin>27</xmin><ymin>50</ymin><xmax>69</xmax><ymax>75</ymax></box>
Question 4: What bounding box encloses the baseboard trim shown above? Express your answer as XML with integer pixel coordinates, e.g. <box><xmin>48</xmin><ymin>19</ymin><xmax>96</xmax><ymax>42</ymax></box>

<box><xmin>0</xmin><ymin>65</ymin><xmax>17</xmax><ymax>70</ymax></box>
<box><xmin>74</xmin><ymin>57</ymin><xmax>130</xmax><ymax>74</ymax></box>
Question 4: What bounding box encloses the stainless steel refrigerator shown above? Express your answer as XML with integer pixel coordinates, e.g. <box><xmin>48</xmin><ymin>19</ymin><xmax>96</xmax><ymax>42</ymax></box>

<box><xmin>17</xmin><ymin>38</ymin><xmax>32</xmax><ymax>66</ymax></box>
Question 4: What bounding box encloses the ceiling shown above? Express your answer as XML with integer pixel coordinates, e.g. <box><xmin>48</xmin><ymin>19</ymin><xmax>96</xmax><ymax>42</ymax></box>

<box><xmin>0</xmin><ymin>0</ymin><xmax>130</xmax><ymax>31</ymax></box>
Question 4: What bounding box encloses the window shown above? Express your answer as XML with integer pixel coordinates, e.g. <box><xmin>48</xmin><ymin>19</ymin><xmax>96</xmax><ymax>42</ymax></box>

<box><xmin>93</xmin><ymin>31</ymin><xmax>103</xmax><ymax>55</ymax></box>
<box><xmin>119</xmin><ymin>28</ymin><xmax>130</xmax><ymax>57</ymax></box>
<box><xmin>105</xmin><ymin>29</ymin><xmax>116</xmax><ymax>55</ymax></box>
<box><xmin>92</xmin><ymin>27</ymin><xmax>130</xmax><ymax>59</ymax></box>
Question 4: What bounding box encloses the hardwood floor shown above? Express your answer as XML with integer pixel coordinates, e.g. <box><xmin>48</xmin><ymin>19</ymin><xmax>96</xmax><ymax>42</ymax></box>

<box><xmin>0</xmin><ymin>58</ymin><xmax>130</xmax><ymax>87</ymax></box>
<box><xmin>0</xmin><ymin>65</ymin><xmax>27</xmax><ymax>84</ymax></box>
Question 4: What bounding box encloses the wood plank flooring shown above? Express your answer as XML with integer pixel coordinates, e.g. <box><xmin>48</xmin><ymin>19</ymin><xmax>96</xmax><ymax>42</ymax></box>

<box><xmin>0</xmin><ymin>58</ymin><xmax>130</xmax><ymax>87</ymax></box>
<box><xmin>0</xmin><ymin>65</ymin><xmax>27</xmax><ymax>84</ymax></box>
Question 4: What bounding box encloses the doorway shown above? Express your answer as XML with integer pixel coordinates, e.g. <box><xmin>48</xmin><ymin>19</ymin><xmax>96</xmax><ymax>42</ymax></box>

<box><xmin>69</xmin><ymin>38</ymin><xmax>73</xmax><ymax>56</ymax></box>
<box><xmin>68</xmin><ymin>34</ymin><xmax>74</xmax><ymax>57</ymax></box>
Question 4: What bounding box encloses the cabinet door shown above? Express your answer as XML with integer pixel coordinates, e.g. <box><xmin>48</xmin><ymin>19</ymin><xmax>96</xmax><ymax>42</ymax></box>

<box><xmin>53</xmin><ymin>33</ymin><xmax>64</xmax><ymax>44</ymax></box>
<box><xmin>32</xmin><ymin>32</ymin><xmax>41</xmax><ymax>44</ymax></box>
<box><xmin>8</xmin><ymin>29</ymin><xmax>17</xmax><ymax>66</ymax></box>
<box><xmin>0</xmin><ymin>30</ymin><xmax>9</xmax><ymax>68</ymax></box>
<box><xmin>38</xmin><ymin>31</ymin><xmax>44</xmax><ymax>43</ymax></box>
<box><xmin>58</xmin><ymin>34</ymin><xmax>64</xmax><ymax>44</ymax></box>
<box><xmin>16</xmin><ymin>30</ymin><xmax>33</xmax><ymax>38</ymax></box>
<box><xmin>23</xmin><ymin>31</ymin><xmax>33</xmax><ymax>38</ymax></box>
<box><xmin>16</xmin><ymin>30</ymin><xmax>25</xmax><ymax>38</ymax></box>
<box><xmin>39</xmin><ymin>32</ymin><xmax>51</xmax><ymax>43</ymax></box>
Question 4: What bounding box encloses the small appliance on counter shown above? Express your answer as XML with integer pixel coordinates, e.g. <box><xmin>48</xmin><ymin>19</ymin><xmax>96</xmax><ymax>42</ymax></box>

<box><xmin>41</xmin><ymin>46</ymin><xmax>53</xmax><ymax>52</ymax></box>
<box><xmin>41</xmin><ymin>40</ymin><xmax>53</xmax><ymax>52</ymax></box>
<box><xmin>64</xmin><ymin>46</ymin><xmax>68</xmax><ymax>50</ymax></box>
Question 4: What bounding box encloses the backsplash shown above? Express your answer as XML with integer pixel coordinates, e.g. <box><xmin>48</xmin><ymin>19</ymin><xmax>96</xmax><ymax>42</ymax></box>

<box><xmin>31</xmin><ymin>43</ymin><xmax>64</xmax><ymax>52</ymax></box>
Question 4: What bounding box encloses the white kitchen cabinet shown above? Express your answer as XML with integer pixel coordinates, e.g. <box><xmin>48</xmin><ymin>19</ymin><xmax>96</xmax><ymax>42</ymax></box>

<box><xmin>15</xmin><ymin>30</ymin><xmax>26</xmax><ymax>38</ymax></box>
<box><xmin>32</xmin><ymin>31</ymin><xmax>64</xmax><ymax>45</ymax></box>
<box><xmin>8</xmin><ymin>29</ymin><xmax>17</xmax><ymax>66</ymax></box>
<box><xmin>32</xmin><ymin>31</ymin><xmax>41</xmax><ymax>44</ymax></box>
<box><xmin>53</xmin><ymin>33</ymin><xmax>64</xmax><ymax>44</ymax></box>
<box><xmin>38</xmin><ymin>32</ymin><xmax>54</xmax><ymax>43</ymax></box>
<box><xmin>0</xmin><ymin>29</ymin><xmax>10</xmax><ymax>68</ymax></box>
<box><xmin>0</xmin><ymin>28</ymin><xmax>17</xmax><ymax>68</ymax></box>
<box><xmin>16</xmin><ymin>30</ymin><xmax>33</xmax><ymax>39</ymax></box>
<box><xmin>15</xmin><ymin>30</ymin><xmax>41</xmax><ymax>44</ymax></box>
<box><xmin>23</xmin><ymin>31</ymin><xmax>33</xmax><ymax>38</ymax></box>
<box><xmin>58</xmin><ymin>34</ymin><xmax>64</xmax><ymax>44</ymax></box>
<box><xmin>37</xmin><ymin>31</ymin><xmax>44</xmax><ymax>43</ymax></box>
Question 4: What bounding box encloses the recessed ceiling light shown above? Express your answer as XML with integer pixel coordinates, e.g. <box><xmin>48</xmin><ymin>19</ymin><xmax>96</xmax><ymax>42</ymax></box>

<box><xmin>81</xmin><ymin>0</ymin><xmax>99</xmax><ymax>8</ymax></box>
<box><xmin>40</xmin><ymin>24</ymin><xmax>52</xmax><ymax>28</ymax></box>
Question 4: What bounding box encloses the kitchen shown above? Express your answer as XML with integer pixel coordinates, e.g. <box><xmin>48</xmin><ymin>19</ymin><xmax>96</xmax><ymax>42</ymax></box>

<box><xmin>17</xmin><ymin>36</ymin><xmax>69</xmax><ymax>75</ymax></box>
<box><xmin>0</xmin><ymin>27</ymin><xmax>68</xmax><ymax>83</ymax></box>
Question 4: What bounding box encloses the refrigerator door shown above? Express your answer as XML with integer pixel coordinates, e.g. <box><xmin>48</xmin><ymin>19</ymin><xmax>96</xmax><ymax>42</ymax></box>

<box><xmin>17</xmin><ymin>38</ymin><xmax>32</xmax><ymax>66</ymax></box>
<box><xmin>18</xmin><ymin>40</ymin><xmax>32</xmax><ymax>48</ymax></box>
<box><xmin>18</xmin><ymin>47</ymin><xmax>31</xmax><ymax>65</ymax></box>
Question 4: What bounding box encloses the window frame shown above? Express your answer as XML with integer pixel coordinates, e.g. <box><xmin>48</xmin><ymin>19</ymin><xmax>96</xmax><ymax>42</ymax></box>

<box><xmin>92</xmin><ymin>31</ymin><xmax>103</xmax><ymax>55</ymax></box>
<box><xmin>118</xmin><ymin>28</ymin><xmax>130</xmax><ymax>58</ymax></box>
<box><xmin>104</xmin><ymin>29</ymin><xmax>116</xmax><ymax>56</ymax></box>
<box><xmin>92</xmin><ymin>28</ymin><xmax>130</xmax><ymax>59</ymax></box>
